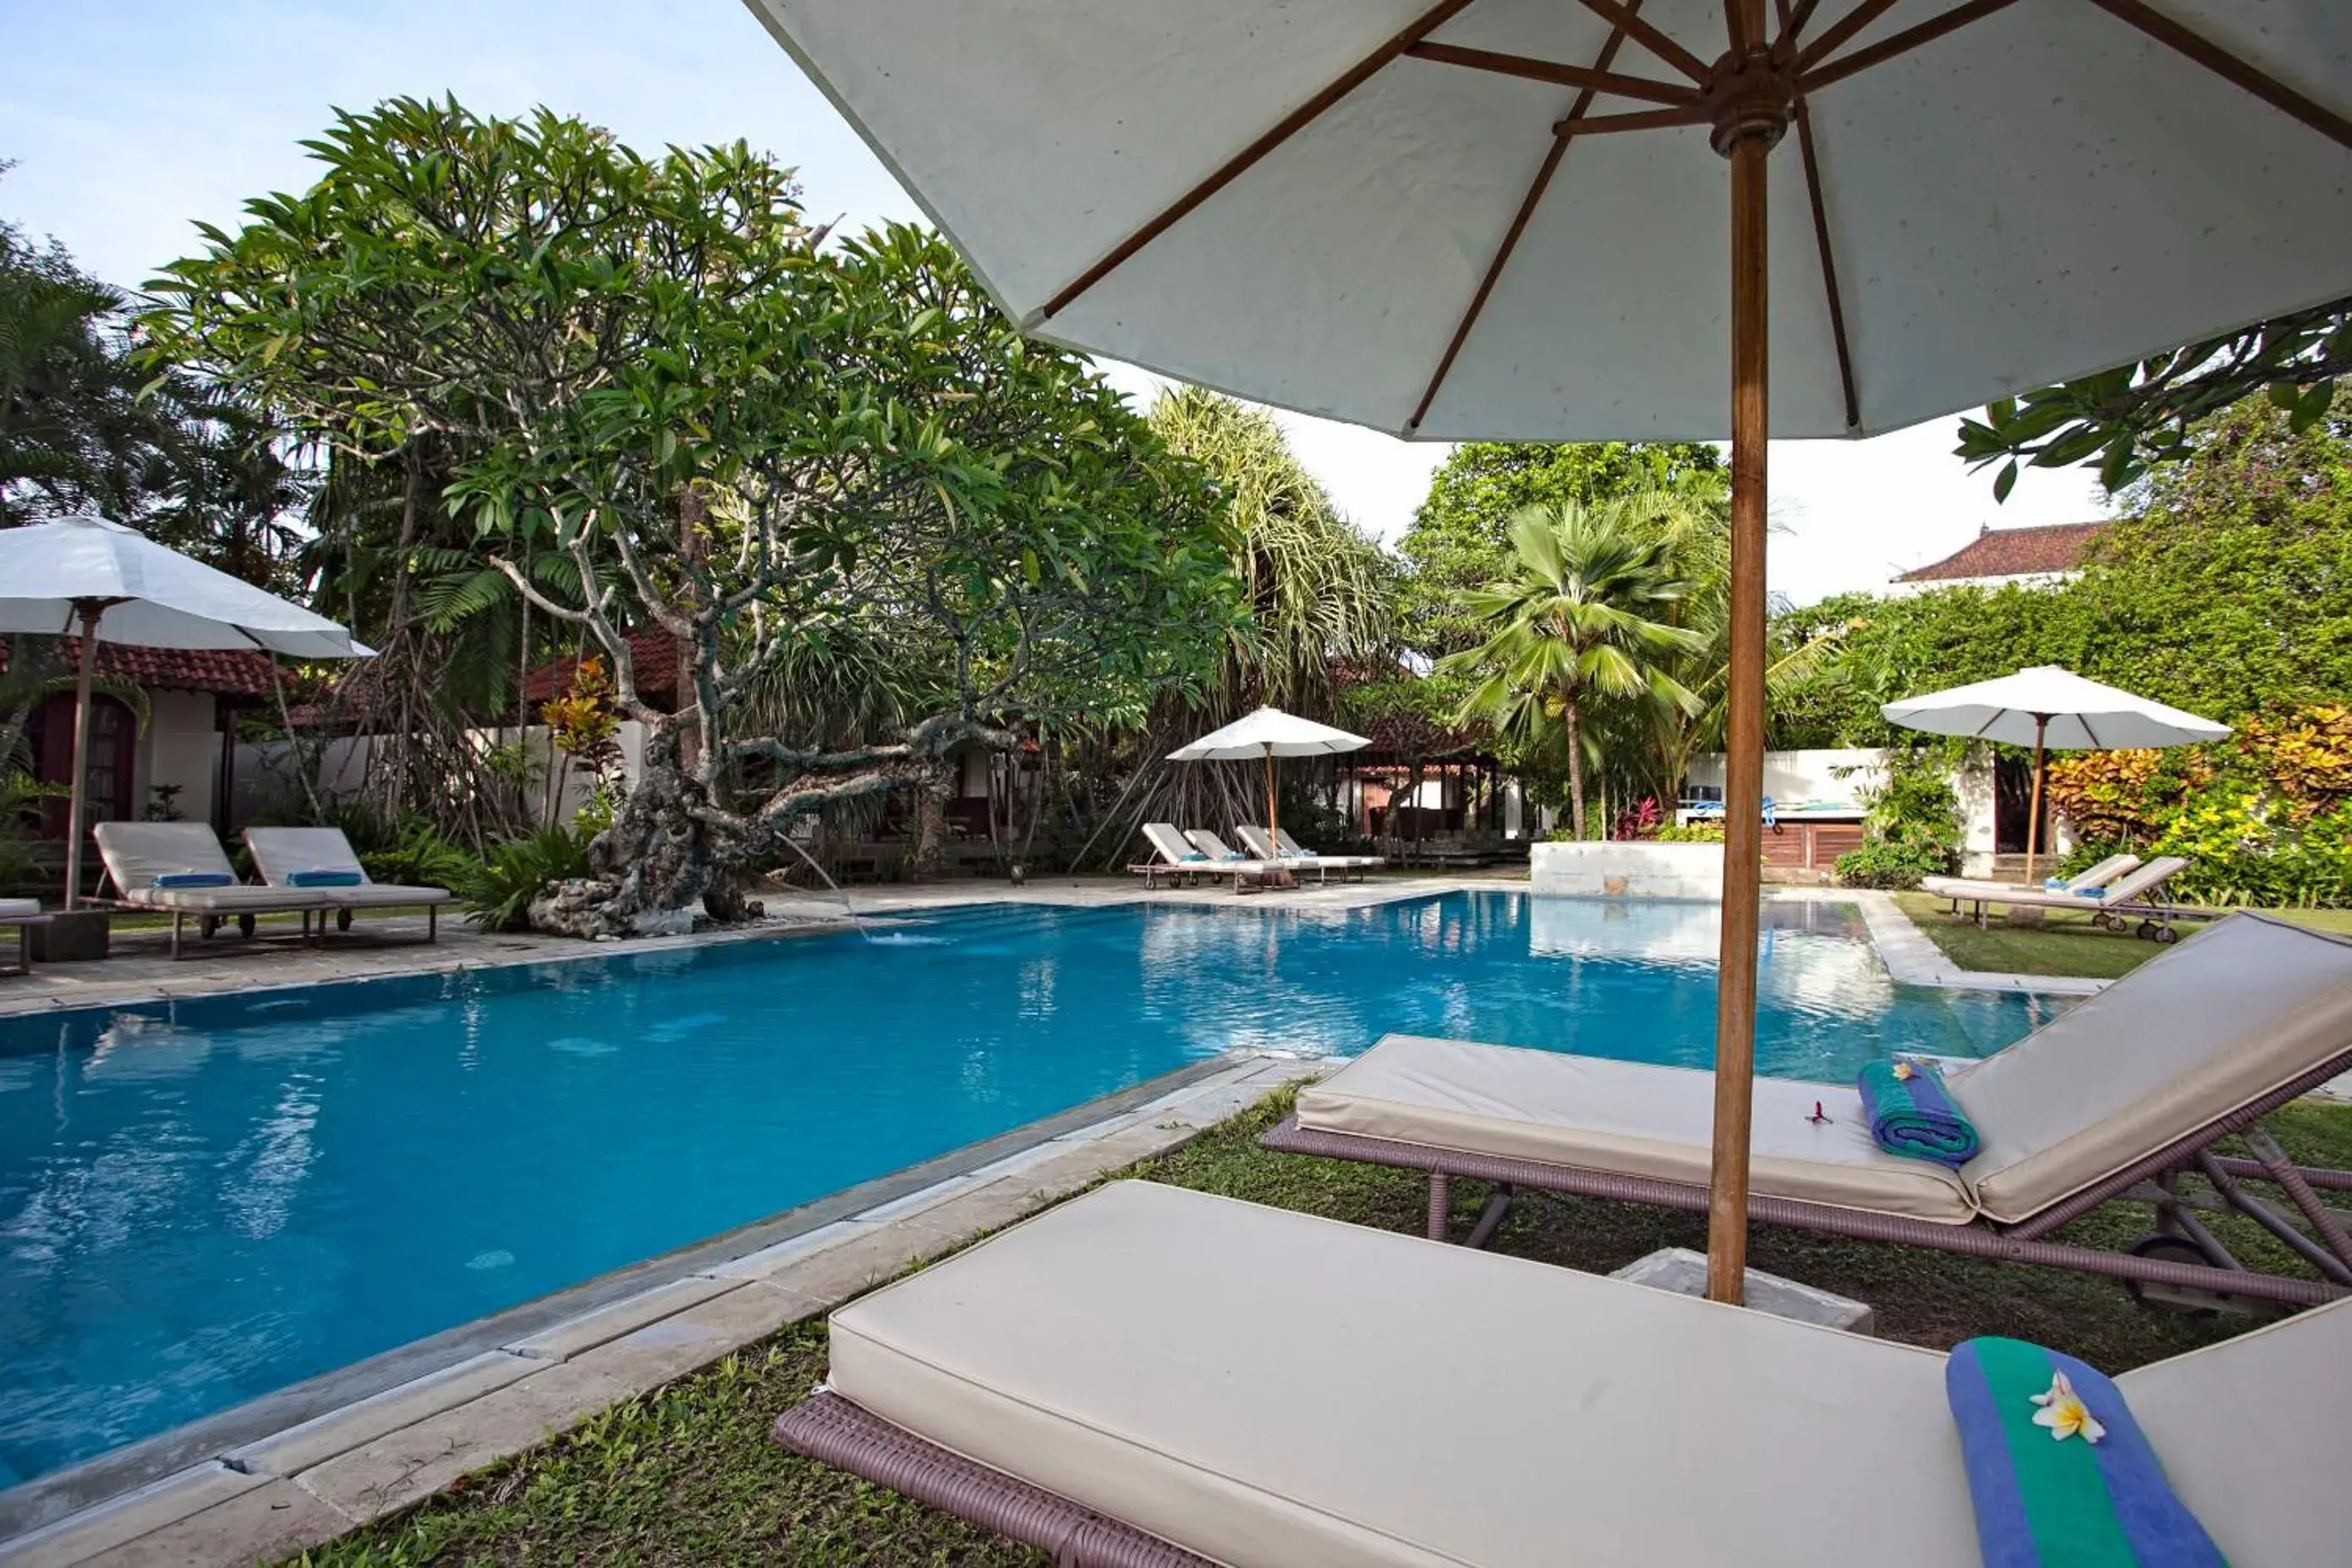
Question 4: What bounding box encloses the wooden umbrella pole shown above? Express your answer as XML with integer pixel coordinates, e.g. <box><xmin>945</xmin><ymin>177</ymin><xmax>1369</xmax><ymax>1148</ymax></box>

<box><xmin>1264</xmin><ymin>747</ymin><xmax>1278</xmax><ymax>853</ymax></box>
<box><xmin>62</xmin><ymin>600</ymin><xmax>107</xmax><ymax>911</ymax></box>
<box><xmin>2025</xmin><ymin>712</ymin><xmax>2048</xmax><ymax>883</ymax></box>
<box><xmin>1704</xmin><ymin>25</ymin><xmax>1781</xmax><ymax>1306</ymax></box>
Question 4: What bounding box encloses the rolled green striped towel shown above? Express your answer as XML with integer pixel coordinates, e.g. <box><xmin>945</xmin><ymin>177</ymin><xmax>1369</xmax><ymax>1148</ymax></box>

<box><xmin>1856</xmin><ymin>1055</ymin><xmax>1981</xmax><ymax>1167</ymax></box>
<box><xmin>1947</xmin><ymin>1336</ymin><xmax>2226</xmax><ymax>1566</ymax></box>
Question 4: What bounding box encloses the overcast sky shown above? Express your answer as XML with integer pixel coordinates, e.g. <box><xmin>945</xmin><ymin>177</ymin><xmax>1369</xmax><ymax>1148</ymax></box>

<box><xmin>3</xmin><ymin>0</ymin><xmax>2111</xmax><ymax>606</ymax></box>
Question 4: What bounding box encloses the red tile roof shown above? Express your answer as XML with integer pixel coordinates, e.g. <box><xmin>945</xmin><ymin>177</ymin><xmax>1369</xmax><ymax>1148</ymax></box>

<box><xmin>523</xmin><ymin>629</ymin><xmax>682</xmax><ymax>708</ymax></box>
<box><xmin>0</xmin><ymin>638</ymin><xmax>276</xmax><ymax>698</ymax></box>
<box><xmin>1899</xmin><ymin>522</ymin><xmax>2110</xmax><ymax>583</ymax></box>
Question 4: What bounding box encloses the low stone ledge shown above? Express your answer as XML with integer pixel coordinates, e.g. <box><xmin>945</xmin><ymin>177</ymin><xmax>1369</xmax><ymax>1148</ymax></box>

<box><xmin>1530</xmin><ymin>840</ymin><xmax>1724</xmax><ymax>899</ymax></box>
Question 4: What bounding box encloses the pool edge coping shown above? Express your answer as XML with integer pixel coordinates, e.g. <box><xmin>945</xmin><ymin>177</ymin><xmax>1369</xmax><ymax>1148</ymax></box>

<box><xmin>0</xmin><ymin>1050</ymin><xmax>1330</xmax><ymax>1564</ymax></box>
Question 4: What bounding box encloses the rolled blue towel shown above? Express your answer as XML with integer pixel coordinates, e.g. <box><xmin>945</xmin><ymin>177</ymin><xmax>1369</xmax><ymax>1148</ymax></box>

<box><xmin>287</xmin><ymin>869</ymin><xmax>364</xmax><ymax>887</ymax></box>
<box><xmin>1177</xmin><ymin>852</ymin><xmax>1209</xmax><ymax>863</ymax></box>
<box><xmin>1947</xmin><ymin>1337</ymin><xmax>2226</xmax><ymax>1567</ymax></box>
<box><xmin>1856</xmin><ymin>1055</ymin><xmax>1981</xmax><ymax>1167</ymax></box>
<box><xmin>151</xmin><ymin>871</ymin><xmax>234</xmax><ymax>890</ymax></box>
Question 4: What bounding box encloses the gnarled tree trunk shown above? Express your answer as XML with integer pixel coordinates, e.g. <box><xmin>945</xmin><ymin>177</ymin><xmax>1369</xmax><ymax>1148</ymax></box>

<box><xmin>530</xmin><ymin>720</ymin><xmax>721</xmax><ymax>937</ymax></box>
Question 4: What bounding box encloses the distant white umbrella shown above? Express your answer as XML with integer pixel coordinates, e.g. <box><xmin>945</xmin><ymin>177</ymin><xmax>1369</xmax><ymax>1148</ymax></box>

<box><xmin>0</xmin><ymin>516</ymin><xmax>374</xmax><ymax>907</ymax></box>
<box><xmin>1169</xmin><ymin>705</ymin><xmax>1369</xmax><ymax>853</ymax></box>
<box><xmin>1883</xmin><ymin>666</ymin><xmax>2229</xmax><ymax>880</ymax></box>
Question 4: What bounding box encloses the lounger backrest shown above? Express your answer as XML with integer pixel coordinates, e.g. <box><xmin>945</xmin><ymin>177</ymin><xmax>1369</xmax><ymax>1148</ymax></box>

<box><xmin>1948</xmin><ymin>913</ymin><xmax>2352</xmax><ymax>1223</ymax></box>
<box><xmin>90</xmin><ymin>821</ymin><xmax>238</xmax><ymax>894</ymax></box>
<box><xmin>1141</xmin><ymin>823</ymin><xmax>1202</xmax><ymax>866</ymax></box>
<box><xmin>1275</xmin><ymin>827</ymin><xmax>1313</xmax><ymax>856</ymax></box>
<box><xmin>2093</xmin><ymin>854</ymin><xmax>2189</xmax><ymax>903</ymax></box>
<box><xmin>1232</xmin><ymin>824</ymin><xmax>1277</xmax><ymax>858</ymax></box>
<box><xmin>2064</xmin><ymin>852</ymin><xmax>2141</xmax><ymax>892</ymax></box>
<box><xmin>1187</xmin><ymin>828</ymin><xmax>1245</xmax><ymax>860</ymax></box>
<box><xmin>243</xmin><ymin>827</ymin><xmax>371</xmax><ymax>885</ymax></box>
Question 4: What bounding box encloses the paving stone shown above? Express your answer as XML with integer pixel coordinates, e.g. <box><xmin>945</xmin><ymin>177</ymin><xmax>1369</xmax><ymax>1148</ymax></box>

<box><xmin>889</xmin><ymin>1175</ymin><xmax>1053</xmax><ymax>1247</ymax></box>
<box><xmin>566</xmin><ymin>1282</ymin><xmax>811</xmax><ymax>1389</ymax></box>
<box><xmin>0</xmin><ymin>1466</ymin><xmax>267</xmax><ymax>1568</ymax></box>
<box><xmin>67</xmin><ymin>1482</ymin><xmax>352</xmax><ymax>1568</ymax></box>
<box><xmin>1609</xmin><ymin>1247</ymin><xmax>1876</xmax><ymax>1335</ymax></box>
<box><xmin>294</xmin><ymin>1360</ymin><xmax>639</xmax><ymax>1524</ymax></box>
<box><xmin>501</xmin><ymin>1276</ymin><xmax>736</xmax><ymax>1361</ymax></box>
<box><xmin>229</xmin><ymin>1351</ymin><xmax>541</xmax><ymax>1478</ymax></box>
<box><xmin>702</xmin><ymin>1219</ymin><xmax>866</xmax><ymax>1281</ymax></box>
<box><xmin>754</xmin><ymin>1223</ymin><xmax>948</xmax><ymax>1312</ymax></box>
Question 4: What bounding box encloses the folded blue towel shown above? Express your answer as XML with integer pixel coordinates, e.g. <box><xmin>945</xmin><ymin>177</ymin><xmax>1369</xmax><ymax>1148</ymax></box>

<box><xmin>151</xmin><ymin>871</ymin><xmax>234</xmax><ymax>890</ymax></box>
<box><xmin>1947</xmin><ymin>1337</ymin><xmax>2225</xmax><ymax>1567</ymax></box>
<box><xmin>1856</xmin><ymin>1056</ymin><xmax>1981</xmax><ymax>1167</ymax></box>
<box><xmin>1178</xmin><ymin>852</ymin><xmax>1209</xmax><ymax>863</ymax></box>
<box><xmin>286</xmin><ymin>869</ymin><xmax>364</xmax><ymax>887</ymax></box>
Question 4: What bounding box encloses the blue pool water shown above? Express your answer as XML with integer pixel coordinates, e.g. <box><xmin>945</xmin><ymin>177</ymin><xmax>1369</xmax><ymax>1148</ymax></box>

<box><xmin>0</xmin><ymin>891</ymin><xmax>2053</xmax><ymax>1485</ymax></box>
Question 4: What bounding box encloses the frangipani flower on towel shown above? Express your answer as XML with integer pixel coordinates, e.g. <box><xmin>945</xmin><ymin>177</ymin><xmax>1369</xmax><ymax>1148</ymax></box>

<box><xmin>1892</xmin><ymin>1061</ymin><xmax>1916</xmax><ymax>1081</ymax></box>
<box><xmin>2030</xmin><ymin>1371</ymin><xmax>2106</xmax><ymax>1444</ymax></box>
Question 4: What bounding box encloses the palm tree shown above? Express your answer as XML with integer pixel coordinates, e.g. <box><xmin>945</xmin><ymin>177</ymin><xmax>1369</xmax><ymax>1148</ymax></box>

<box><xmin>1440</xmin><ymin>500</ymin><xmax>1704</xmax><ymax>838</ymax></box>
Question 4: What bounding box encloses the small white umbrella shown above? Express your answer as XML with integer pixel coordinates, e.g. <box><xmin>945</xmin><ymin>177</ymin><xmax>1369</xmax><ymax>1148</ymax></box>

<box><xmin>1883</xmin><ymin>665</ymin><xmax>2229</xmax><ymax>880</ymax></box>
<box><xmin>0</xmin><ymin>515</ymin><xmax>375</xmax><ymax>907</ymax></box>
<box><xmin>1168</xmin><ymin>705</ymin><xmax>1369</xmax><ymax>855</ymax></box>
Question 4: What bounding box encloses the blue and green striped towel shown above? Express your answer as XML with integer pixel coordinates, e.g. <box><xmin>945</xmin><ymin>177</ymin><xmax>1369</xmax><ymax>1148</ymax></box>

<box><xmin>1857</xmin><ymin>1055</ymin><xmax>1981</xmax><ymax>1167</ymax></box>
<box><xmin>287</xmin><ymin>869</ymin><xmax>364</xmax><ymax>887</ymax></box>
<box><xmin>1947</xmin><ymin>1337</ymin><xmax>2226</xmax><ymax>1567</ymax></box>
<box><xmin>151</xmin><ymin>871</ymin><xmax>233</xmax><ymax>889</ymax></box>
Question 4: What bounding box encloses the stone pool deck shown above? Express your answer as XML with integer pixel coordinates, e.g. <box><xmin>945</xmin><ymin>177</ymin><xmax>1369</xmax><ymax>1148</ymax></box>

<box><xmin>0</xmin><ymin>869</ymin><xmax>2113</xmax><ymax>1565</ymax></box>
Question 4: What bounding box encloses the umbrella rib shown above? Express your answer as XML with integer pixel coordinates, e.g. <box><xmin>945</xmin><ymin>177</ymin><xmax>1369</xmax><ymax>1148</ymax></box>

<box><xmin>1773</xmin><ymin>0</ymin><xmax>1826</xmax><ymax>61</ymax></box>
<box><xmin>1793</xmin><ymin>0</ymin><xmax>1903</xmax><ymax>74</ymax></box>
<box><xmin>1405</xmin><ymin>8</ymin><xmax>1643</xmax><ymax>433</ymax></box>
<box><xmin>1401</xmin><ymin>42</ymin><xmax>1702</xmax><ymax>106</ymax></box>
<box><xmin>2080</xmin><ymin>0</ymin><xmax>2352</xmax><ymax>150</ymax></box>
<box><xmin>1036</xmin><ymin>0</ymin><xmax>1478</xmax><ymax>321</ymax></box>
<box><xmin>1779</xmin><ymin>0</ymin><xmax>1861</xmax><ymax>431</ymax></box>
<box><xmin>1572</xmin><ymin>0</ymin><xmax>1710</xmax><ymax>82</ymax></box>
<box><xmin>1798</xmin><ymin>0</ymin><xmax>2026</xmax><ymax>93</ymax></box>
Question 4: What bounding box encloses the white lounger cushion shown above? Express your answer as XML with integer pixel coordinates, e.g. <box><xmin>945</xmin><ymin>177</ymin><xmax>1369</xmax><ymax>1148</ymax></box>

<box><xmin>136</xmin><ymin>885</ymin><xmax>332</xmax><ymax>911</ymax></box>
<box><xmin>829</xmin><ymin>1181</ymin><xmax>1982</xmax><ymax>1568</ymax></box>
<box><xmin>2116</xmin><ymin>1294</ymin><xmax>2352</xmax><ymax>1566</ymax></box>
<box><xmin>1948</xmin><ymin>913</ymin><xmax>2352</xmax><ymax>1223</ymax></box>
<box><xmin>1299</xmin><ymin>1035</ymin><xmax>1976</xmax><ymax>1222</ymax></box>
<box><xmin>244</xmin><ymin>826</ymin><xmax>453</xmax><ymax>904</ymax></box>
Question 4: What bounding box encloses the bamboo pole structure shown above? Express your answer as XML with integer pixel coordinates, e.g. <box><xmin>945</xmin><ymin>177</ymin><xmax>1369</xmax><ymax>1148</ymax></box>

<box><xmin>61</xmin><ymin>598</ymin><xmax>117</xmax><ymax>911</ymax></box>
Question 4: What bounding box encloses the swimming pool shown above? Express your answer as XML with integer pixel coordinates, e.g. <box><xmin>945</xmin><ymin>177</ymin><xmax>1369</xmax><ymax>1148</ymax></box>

<box><xmin>0</xmin><ymin>891</ymin><xmax>2052</xmax><ymax>1487</ymax></box>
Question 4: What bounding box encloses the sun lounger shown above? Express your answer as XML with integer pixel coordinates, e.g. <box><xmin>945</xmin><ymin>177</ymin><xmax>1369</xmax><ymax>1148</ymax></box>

<box><xmin>1921</xmin><ymin>850</ymin><xmax>2140</xmax><ymax>903</ymax></box>
<box><xmin>1264</xmin><ymin>913</ymin><xmax>2352</xmax><ymax>1310</ymax></box>
<box><xmin>91</xmin><ymin>821</ymin><xmax>332</xmax><ymax>959</ymax></box>
<box><xmin>1933</xmin><ymin>854</ymin><xmax>2196</xmax><ymax>937</ymax></box>
<box><xmin>0</xmin><ymin>897</ymin><xmax>49</xmax><ymax>975</ymax></box>
<box><xmin>243</xmin><ymin>826</ymin><xmax>452</xmax><ymax>943</ymax></box>
<box><xmin>1128</xmin><ymin>822</ymin><xmax>1258</xmax><ymax>891</ymax></box>
<box><xmin>774</xmin><ymin>1179</ymin><xmax>2352</xmax><ymax>1567</ymax></box>
<box><xmin>1232</xmin><ymin>823</ymin><xmax>1382</xmax><ymax>881</ymax></box>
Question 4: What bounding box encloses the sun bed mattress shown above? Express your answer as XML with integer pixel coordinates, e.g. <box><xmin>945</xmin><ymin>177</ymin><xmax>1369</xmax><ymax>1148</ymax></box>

<box><xmin>828</xmin><ymin>1180</ymin><xmax>1981</xmax><ymax>1568</ymax></box>
<box><xmin>2115</xmin><ymin>1295</ymin><xmax>2352</xmax><ymax>1565</ymax></box>
<box><xmin>1297</xmin><ymin>1034</ymin><xmax>1977</xmax><ymax>1223</ymax></box>
<box><xmin>128</xmin><ymin>885</ymin><xmax>332</xmax><ymax>911</ymax></box>
<box><xmin>302</xmin><ymin>882</ymin><xmax>452</xmax><ymax>906</ymax></box>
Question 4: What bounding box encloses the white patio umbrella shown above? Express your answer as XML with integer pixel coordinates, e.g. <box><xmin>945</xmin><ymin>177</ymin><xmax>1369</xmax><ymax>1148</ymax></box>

<box><xmin>1883</xmin><ymin>666</ymin><xmax>2229</xmax><ymax>881</ymax></box>
<box><xmin>1168</xmin><ymin>705</ymin><xmax>1370</xmax><ymax>856</ymax></box>
<box><xmin>749</xmin><ymin>0</ymin><xmax>2352</xmax><ymax>1302</ymax></box>
<box><xmin>0</xmin><ymin>515</ymin><xmax>374</xmax><ymax>907</ymax></box>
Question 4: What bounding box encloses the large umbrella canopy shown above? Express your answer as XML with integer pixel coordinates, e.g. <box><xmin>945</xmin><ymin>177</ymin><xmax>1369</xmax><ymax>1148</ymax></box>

<box><xmin>0</xmin><ymin>515</ymin><xmax>373</xmax><ymax>906</ymax></box>
<box><xmin>1884</xmin><ymin>666</ymin><xmax>2229</xmax><ymax>879</ymax></box>
<box><xmin>750</xmin><ymin>0</ymin><xmax>2352</xmax><ymax>1304</ymax></box>
<box><xmin>1169</xmin><ymin>705</ymin><xmax>1370</xmax><ymax>854</ymax></box>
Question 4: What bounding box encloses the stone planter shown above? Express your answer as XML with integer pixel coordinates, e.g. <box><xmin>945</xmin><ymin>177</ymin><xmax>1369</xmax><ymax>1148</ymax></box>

<box><xmin>30</xmin><ymin>908</ymin><xmax>111</xmax><ymax>962</ymax></box>
<box><xmin>1529</xmin><ymin>840</ymin><xmax>1723</xmax><ymax>899</ymax></box>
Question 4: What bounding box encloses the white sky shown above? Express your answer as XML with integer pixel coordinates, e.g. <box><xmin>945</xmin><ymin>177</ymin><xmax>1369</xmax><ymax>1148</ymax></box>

<box><xmin>3</xmin><ymin>0</ymin><xmax>2108</xmax><ymax>606</ymax></box>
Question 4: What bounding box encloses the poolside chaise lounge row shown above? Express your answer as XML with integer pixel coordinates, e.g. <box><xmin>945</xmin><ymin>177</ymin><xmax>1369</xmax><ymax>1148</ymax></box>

<box><xmin>1128</xmin><ymin>822</ymin><xmax>1382</xmax><ymax>891</ymax></box>
<box><xmin>91</xmin><ymin>821</ymin><xmax>452</xmax><ymax>959</ymax></box>
<box><xmin>1922</xmin><ymin>852</ymin><xmax>2201</xmax><ymax>939</ymax></box>
<box><xmin>774</xmin><ymin>913</ymin><xmax>2352</xmax><ymax>1565</ymax></box>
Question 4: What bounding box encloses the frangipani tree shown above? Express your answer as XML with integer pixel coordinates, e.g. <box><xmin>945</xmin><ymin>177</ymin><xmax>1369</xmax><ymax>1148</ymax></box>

<box><xmin>151</xmin><ymin>99</ymin><xmax>1235</xmax><ymax>935</ymax></box>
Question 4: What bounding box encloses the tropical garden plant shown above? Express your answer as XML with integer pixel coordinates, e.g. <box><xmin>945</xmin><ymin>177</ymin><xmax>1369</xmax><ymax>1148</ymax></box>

<box><xmin>1439</xmin><ymin>499</ymin><xmax>1704</xmax><ymax>840</ymax></box>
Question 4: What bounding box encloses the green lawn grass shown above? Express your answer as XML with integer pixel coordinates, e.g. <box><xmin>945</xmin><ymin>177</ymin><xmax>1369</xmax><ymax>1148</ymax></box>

<box><xmin>1893</xmin><ymin>891</ymin><xmax>2352</xmax><ymax>980</ymax></box>
<box><xmin>287</xmin><ymin>1088</ymin><xmax>2352</xmax><ymax>1566</ymax></box>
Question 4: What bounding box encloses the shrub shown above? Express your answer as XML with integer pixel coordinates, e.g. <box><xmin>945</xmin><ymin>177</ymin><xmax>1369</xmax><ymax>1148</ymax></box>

<box><xmin>1834</xmin><ymin>839</ymin><xmax>1948</xmax><ymax>890</ymax></box>
<box><xmin>1654</xmin><ymin>821</ymin><xmax>1724</xmax><ymax>843</ymax></box>
<box><xmin>452</xmin><ymin>825</ymin><xmax>593</xmax><ymax>932</ymax></box>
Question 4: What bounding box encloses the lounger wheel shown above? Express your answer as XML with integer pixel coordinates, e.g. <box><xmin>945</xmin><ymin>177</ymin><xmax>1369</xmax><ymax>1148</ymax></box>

<box><xmin>238</xmin><ymin>912</ymin><xmax>256</xmax><ymax>939</ymax></box>
<box><xmin>2092</xmin><ymin>911</ymin><xmax>2124</xmax><ymax>932</ymax></box>
<box><xmin>336</xmin><ymin>907</ymin><xmax>353</xmax><ymax>932</ymax></box>
<box><xmin>2152</xmin><ymin>924</ymin><xmax>2178</xmax><ymax>945</ymax></box>
<box><xmin>200</xmin><ymin>915</ymin><xmax>220</xmax><ymax>940</ymax></box>
<box><xmin>2124</xmin><ymin>1233</ymin><xmax>2233</xmax><ymax>1314</ymax></box>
